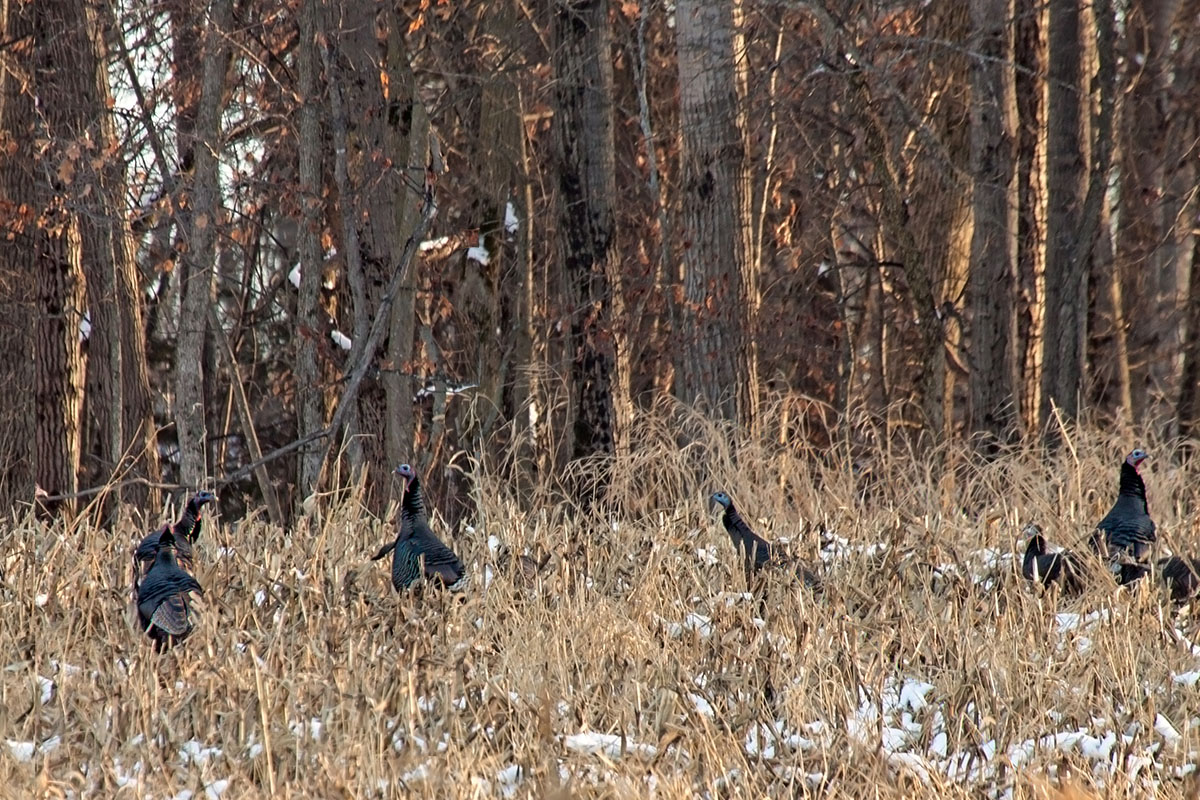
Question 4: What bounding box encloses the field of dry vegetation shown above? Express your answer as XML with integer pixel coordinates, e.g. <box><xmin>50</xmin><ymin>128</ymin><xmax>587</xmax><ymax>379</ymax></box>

<box><xmin>5</xmin><ymin>411</ymin><xmax>1200</xmax><ymax>799</ymax></box>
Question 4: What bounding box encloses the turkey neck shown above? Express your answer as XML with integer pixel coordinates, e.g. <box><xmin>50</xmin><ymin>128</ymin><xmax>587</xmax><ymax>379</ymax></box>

<box><xmin>723</xmin><ymin>505</ymin><xmax>772</xmax><ymax>556</ymax></box>
<box><xmin>1117</xmin><ymin>462</ymin><xmax>1148</xmax><ymax>510</ymax></box>
<box><xmin>173</xmin><ymin>498</ymin><xmax>206</xmax><ymax>542</ymax></box>
<box><xmin>402</xmin><ymin>477</ymin><xmax>427</xmax><ymax>523</ymax></box>
<box><xmin>1024</xmin><ymin>535</ymin><xmax>1046</xmax><ymax>570</ymax></box>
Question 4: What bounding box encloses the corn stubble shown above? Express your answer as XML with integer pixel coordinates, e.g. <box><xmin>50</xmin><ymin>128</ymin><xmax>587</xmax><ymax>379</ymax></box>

<box><xmin>2</xmin><ymin>412</ymin><xmax>1199</xmax><ymax>799</ymax></box>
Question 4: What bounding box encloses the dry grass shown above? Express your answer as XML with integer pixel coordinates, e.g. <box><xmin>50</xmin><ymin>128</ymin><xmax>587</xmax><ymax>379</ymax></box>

<box><xmin>4</xmin><ymin>411</ymin><xmax>1200</xmax><ymax>798</ymax></box>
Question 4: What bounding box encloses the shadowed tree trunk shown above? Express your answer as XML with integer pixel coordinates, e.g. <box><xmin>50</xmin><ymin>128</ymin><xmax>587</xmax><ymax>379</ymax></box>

<box><xmin>295</xmin><ymin>0</ymin><xmax>325</xmax><ymax>503</ymax></box>
<box><xmin>1115</xmin><ymin>0</ymin><xmax>1182</xmax><ymax>423</ymax></box>
<box><xmin>968</xmin><ymin>0</ymin><xmax>1019</xmax><ymax>444</ymax></box>
<box><xmin>325</xmin><ymin>0</ymin><xmax>429</xmax><ymax>510</ymax></box>
<box><xmin>674</xmin><ymin>0</ymin><xmax>757</xmax><ymax>428</ymax></box>
<box><xmin>553</xmin><ymin>0</ymin><xmax>627</xmax><ymax>463</ymax></box>
<box><xmin>1040</xmin><ymin>0</ymin><xmax>1089</xmax><ymax>430</ymax></box>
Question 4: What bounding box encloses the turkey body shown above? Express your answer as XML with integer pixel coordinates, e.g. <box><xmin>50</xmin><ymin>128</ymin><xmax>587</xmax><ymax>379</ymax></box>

<box><xmin>136</xmin><ymin>531</ymin><xmax>204</xmax><ymax>649</ymax></box>
<box><xmin>135</xmin><ymin>491</ymin><xmax>217</xmax><ymax>575</ymax></box>
<box><xmin>1091</xmin><ymin>450</ymin><xmax>1155</xmax><ymax>563</ymax></box>
<box><xmin>1021</xmin><ymin>526</ymin><xmax>1087</xmax><ymax>596</ymax></box>
<box><xmin>709</xmin><ymin>492</ymin><xmax>820</xmax><ymax>589</ymax></box>
<box><xmin>372</xmin><ymin>465</ymin><xmax>467</xmax><ymax>592</ymax></box>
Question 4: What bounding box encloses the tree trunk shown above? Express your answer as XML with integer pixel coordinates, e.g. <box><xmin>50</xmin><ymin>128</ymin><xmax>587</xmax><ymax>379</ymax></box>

<box><xmin>967</xmin><ymin>0</ymin><xmax>1019</xmax><ymax>444</ymax></box>
<box><xmin>674</xmin><ymin>0</ymin><xmax>757</xmax><ymax>428</ymax></box>
<box><xmin>1014</xmin><ymin>0</ymin><xmax>1046</xmax><ymax>434</ymax></box>
<box><xmin>1040</xmin><ymin>0</ymin><xmax>1089</xmax><ymax>430</ymax></box>
<box><xmin>1115</xmin><ymin>0</ymin><xmax>1182</xmax><ymax>423</ymax></box>
<box><xmin>325</xmin><ymin>0</ymin><xmax>430</xmax><ymax>510</ymax></box>
<box><xmin>295</xmin><ymin>0</ymin><xmax>325</xmax><ymax>504</ymax></box>
<box><xmin>74</xmin><ymin>0</ymin><xmax>160</xmax><ymax>508</ymax></box>
<box><xmin>174</xmin><ymin>0</ymin><xmax>233</xmax><ymax>488</ymax></box>
<box><xmin>553</xmin><ymin>0</ymin><xmax>626</xmax><ymax>462</ymax></box>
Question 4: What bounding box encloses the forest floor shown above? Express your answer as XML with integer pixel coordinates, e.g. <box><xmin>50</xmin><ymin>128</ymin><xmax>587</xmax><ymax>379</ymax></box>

<box><xmin>4</xmin><ymin>418</ymin><xmax>1200</xmax><ymax>799</ymax></box>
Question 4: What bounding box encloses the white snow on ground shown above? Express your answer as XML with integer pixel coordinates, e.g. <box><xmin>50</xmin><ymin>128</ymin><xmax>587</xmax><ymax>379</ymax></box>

<box><xmin>563</xmin><ymin>732</ymin><xmax>657</xmax><ymax>758</ymax></box>
<box><xmin>505</xmin><ymin>201</ymin><xmax>519</xmax><ymax>234</ymax></box>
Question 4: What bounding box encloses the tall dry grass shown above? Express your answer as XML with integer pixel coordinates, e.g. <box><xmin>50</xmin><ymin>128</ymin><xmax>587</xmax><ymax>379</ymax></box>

<box><xmin>3</xmin><ymin>408</ymin><xmax>1200</xmax><ymax>798</ymax></box>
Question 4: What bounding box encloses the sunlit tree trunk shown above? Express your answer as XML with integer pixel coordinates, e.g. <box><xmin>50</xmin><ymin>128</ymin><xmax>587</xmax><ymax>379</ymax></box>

<box><xmin>674</xmin><ymin>0</ymin><xmax>757</xmax><ymax>428</ymax></box>
<box><xmin>174</xmin><ymin>0</ymin><xmax>231</xmax><ymax>489</ymax></box>
<box><xmin>1014</xmin><ymin>0</ymin><xmax>1046</xmax><ymax>434</ymax></box>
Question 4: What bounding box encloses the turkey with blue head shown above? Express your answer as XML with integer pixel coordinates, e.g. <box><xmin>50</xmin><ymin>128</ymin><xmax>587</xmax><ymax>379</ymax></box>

<box><xmin>1089</xmin><ymin>449</ymin><xmax>1155</xmax><ymax>564</ymax></box>
<box><xmin>1020</xmin><ymin>523</ymin><xmax>1087</xmax><ymax>596</ymax></box>
<box><xmin>136</xmin><ymin>530</ymin><xmax>204</xmax><ymax>650</ymax></box>
<box><xmin>135</xmin><ymin>490</ymin><xmax>218</xmax><ymax>576</ymax></box>
<box><xmin>371</xmin><ymin>464</ymin><xmax>468</xmax><ymax>592</ymax></box>
<box><xmin>709</xmin><ymin>491</ymin><xmax>819</xmax><ymax>589</ymax></box>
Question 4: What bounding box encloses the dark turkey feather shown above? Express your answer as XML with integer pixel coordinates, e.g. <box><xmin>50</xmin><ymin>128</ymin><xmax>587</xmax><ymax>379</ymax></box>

<box><xmin>1092</xmin><ymin>450</ymin><xmax>1155</xmax><ymax>562</ymax></box>
<box><xmin>710</xmin><ymin>492</ymin><xmax>820</xmax><ymax>589</ymax></box>
<box><xmin>373</xmin><ymin>465</ymin><xmax>468</xmax><ymax>592</ymax></box>
<box><xmin>1021</xmin><ymin>526</ymin><xmax>1086</xmax><ymax>596</ymax></box>
<box><xmin>135</xmin><ymin>491</ymin><xmax>216</xmax><ymax>574</ymax></box>
<box><xmin>135</xmin><ymin>524</ymin><xmax>194</xmax><ymax>573</ymax></box>
<box><xmin>136</xmin><ymin>531</ymin><xmax>203</xmax><ymax>648</ymax></box>
<box><xmin>1160</xmin><ymin>556</ymin><xmax>1200</xmax><ymax>603</ymax></box>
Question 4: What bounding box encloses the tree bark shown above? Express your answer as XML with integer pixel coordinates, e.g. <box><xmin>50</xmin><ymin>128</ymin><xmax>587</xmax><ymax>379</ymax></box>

<box><xmin>967</xmin><ymin>0</ymin><xmax>1019</xmax><ymax>444</ymax></box>
<box><xmin>1040</xmin><ymin>0</ymin><xmax>1089</xmax><ymax>430</ymax></box>
<box><xmin>295</xmin><ymin>0</ymin><xmax>325</xmax><ymax>503</ymax></box>
<box><xmin>1014</xmin><ymin>0</ymin><xmax>1046</xmax><ymax>434</ymax></box>
<box><xmin>553</xmin><ymin>0</ymin><xmax>626</xmax><ymax>462</ymax></box>
<box><xmin>174</xmin><ymin>0</ymin><xmax>233</xmax><ymax>488</ymax></box>
<box><xmin>75</xmin><ymin>0</ymin><xmax>160</xmax><ymax>508</ymax></box>
<box><xmin>674</xmin><ymin>0</ymin><xmax>757</xmax><ymax>428</ymax></box>
<box><xmin>1114</xmin><ymin>0</ymin><xmax>1182</xmax><ymax>423</ymax></box>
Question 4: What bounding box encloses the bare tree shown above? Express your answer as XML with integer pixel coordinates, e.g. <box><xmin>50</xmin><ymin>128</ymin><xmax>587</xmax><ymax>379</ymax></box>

<box><xmin>294</xmin><ymin>0</ymin><xmax>325</xmax><ymax>501</ymax></box>
<box><xmin>674</xmin><ymin>0</ymin><xmax>757</xmax><ymax>427</ymax></box>
<box><xmin>1040</xmin><ymin>0</ymin><xmax>1089</xmax><ymax>429</ymax></box>
<box><xmin>967</xmin><ymin>0</ymin><xmax>1019</xmax><ymax>443</ymax></box>
<box><xmin>552</xmin><ymin>0</ymin><xmax>628</xmax><ymax>461</ymax></box>
<box><xmin>174</xmin><ymin>0</ymin><xmax>233</xmax><ymax>488</ymax></box>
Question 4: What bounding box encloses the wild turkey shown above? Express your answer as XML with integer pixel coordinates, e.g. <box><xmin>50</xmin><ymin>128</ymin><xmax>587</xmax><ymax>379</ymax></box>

<box><xmin>1158</xmin><ymin>556</ymin><xmax>1200</xmax><ymax>603</ymax></box>
<box><xmin>709</xmin><ymin>492</ymin><xmax>820</xmax><ymax>589</ymax></box>
<box><xmin>1090</xmin><ymin>449</ymin><xmax>1155</xmax><ymax>563</ymax></box>
<box><xmin>135</xmin><ymin>490</ymin><xmax>218</xmax><ymax>575</ymax></box>
<box><xmin>371</xmin><ymin>464</ymin><xmax>468</xmax><ymax>592</ymax></box>
<box><xmin>1020</xmin><ymin>523</ymin><xmax>1087</xmax><ymax>596</ymax></box>
<box><xmin>136</xmin><ymin>530</ymin><xmax>204</xmax><ymax>649</ymax></box>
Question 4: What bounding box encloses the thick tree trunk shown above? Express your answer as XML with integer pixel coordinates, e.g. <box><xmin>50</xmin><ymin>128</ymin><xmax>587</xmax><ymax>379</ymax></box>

<box><xmin>967</xmin><ymin>0</ymin><xmax>1019</xmax><ymax>444</ymax></box>
<box><xmin>674</xmin><ymin>0</ymin><xmax>757</xmax><ymax>428</ymax></box>
<box><xmin>174</xmin><ymin>0</ymin><xmax>233</xmax><ymax>488</ymax></box>
<box><xmin>1115</xmin><ymin>0</ymin><xmax>1182</xmax><ymax>423</ymax></box>
<box><xmin>553</xmin><ymin>0</ymin><xmax>626</xmax><ymax>462</ymax></box>
<box><xmin>325</xmin><ymin>0</ymin><xmax>429</xmax><ymax>509</ymax></box>
<box><xmin>1040</xmin><ymin>0</ymin><xmax>1089</xmax><ymax>429</ymax></box>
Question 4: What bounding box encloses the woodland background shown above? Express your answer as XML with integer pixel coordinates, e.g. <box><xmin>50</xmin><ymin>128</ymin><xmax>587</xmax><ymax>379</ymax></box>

<box><xmin>1</xmin><ymin>0</ymin><xmax>1197</xmax><ymax>525</ymax></box>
